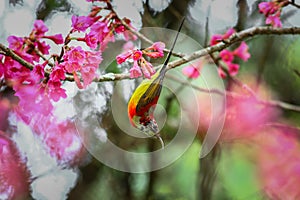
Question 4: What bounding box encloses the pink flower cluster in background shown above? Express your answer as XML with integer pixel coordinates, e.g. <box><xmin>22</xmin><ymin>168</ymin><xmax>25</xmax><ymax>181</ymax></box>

<box><xmin>116</xmin><ymin>42</ymin><xmax>165</xmax><ymax>78</ymax></box>
<box><xmin>0</xmin><ymin>132</ymin><xmax>30</xmax><ymax>199</ymax></box>
<box><xmin>73</xmin><ymin>7</ymin><xmax>137</xmax><ymax>51</ymax></box>
<box><xmin>258</xmin><ymin>128</ymin><xmax>300</xmax><ymax>199</ymax></box>
<box><xmin>258</xmin><ymin>0</ymin><xmax>289</xmax><ymax>28</ymax></box>
<box><xmin>210</xmin><ymin>28</ymin><xmax>251</xmax><ymax>78</ymax></box>
<box><xmin>32</xmin><ymin>117</ymin><xmax>87</xmax><ymax>166</ymax></box>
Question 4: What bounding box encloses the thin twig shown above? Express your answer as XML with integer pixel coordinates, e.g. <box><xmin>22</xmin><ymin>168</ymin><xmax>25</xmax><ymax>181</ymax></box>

<box><xmin>0</xmin><ymin>43</ymin><xmax>35</xmax><ymax>71</ymax></box>
<box><xmin>288</xmin><ymin>0</ymin><xmax>300</xmax><ymax>8</ymax></box>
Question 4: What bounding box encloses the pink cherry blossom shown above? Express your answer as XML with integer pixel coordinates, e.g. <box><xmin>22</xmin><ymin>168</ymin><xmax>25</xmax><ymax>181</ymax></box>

<box><xmin>151</xmin><ymin>42</ymin><xmax>165</xmax><ymax>52</ymax></box>
<box><xmin>129</xmin><ymin>61</ymin><xmax>142</xmax><ymax>78</ymax></box>
<box><xmin>64</xmin><ymin>62</ymin><xmax>81</xmax><ymax>73</ymax></box>
<box><xmin>84</xmin><ymin>32</ymin><xmax>98</xmax><ymax>49</ymax></box>
<box><xmin>32</xmin><ymin>62</ymin><xmax>46</xmax><ymax>81</ymax></box>
<box><xmin>140</xmin><ymin>58</ymin><xmax>155</xmax><ymax>79</ymax></box>
<box><xmin>47</xmin><ymin>80</ymin><xmax>67</xmax><ymax>102</ymax></box>
<box><xmin>143</xmin><ymin>51</ymin><xmax>164</xmax><ymax>58</ymax></box>
<box><xmin>81</xmin><ymin>65</ymin><xmax>97</xmax><ymax>87</ymax></box>
<box><xmin>63</xmin><ymin>49</ymin><xmax>101</xmax><ymax>88</ymax></box>
<box><xmin>85</xmin><ymin>50</ymin><xmax>102</xmax><ymax>66</ymax></box>
<box><xmin>50</xmin><ymin>64</ymin><xmax>66</xmax><ymax>82</ymax></box>
<box><xmin>210</xmin><ymin>34</ymin><xmax>223</xmax><ymax>46</ymax></box>
<box><xmin>266</xmin><ymin>13</ymin><xmax>282</xmax><ymax>28</ymax></box>
<box><xmin>13</xmin><ymin>79</ymin><xmax>54</xmax><ymax>122</ymax></box>
<box><xmin>233</xmin><ymin>41</ymin><xmax>251</xmax><ymax>61</ymax></box>
<box><xmin>33</xmin><ymin>20</ymin><xmax>49</xmax><ymax>37</ymax></box>
<box><xmin>81</xmin><ymin>51</ymin><xmax>102</xmax><ymax>87</ymax></box>
<box><xmin>64</xmin><ymin>46</ymin><xmax>86</xmax><ymax>64</ymax></box>
<box><xmin>220</xmin><ymin>49</ymin><xmax>234</xmax><ymax>62</ymax></box>
<box><xmin>227</xmin><ymin>62</ymin><xmax>240</xmax><ymax>76</ymax></box>
<box><xmin>132</xmin><ymin>50</ymin><xmax>142</xmax><ymax>61</ymax></box>
<box><xmin>258</xmin><ymin>2</ymin><xmax>277</xmax><ymax>16</ymax></box>
<box><xmin>223</xmin><ymin>28</ymin><xmax>235</xmax><ymax>39</ymax></box>
<box><xmin>116</xmin><ymin>42</ymin><xmax>165</xmax><ymax>78</ymax></box>
<box><xmin>47</xmin><ymin>64</ymin><xmax>67</xmax><ymax>101</ymax></box>
<box><xmin>42</xmin><ymin>34</ymin><xmax>64</xmax><ymax>44</ymax></box>
<box><xmin>3</xmin><ymin>56</ymin><xmax>31</xmax><ymax>80</ymax></box>
<box><xmin>182</xmin><ymin>66</ymin><xmax>200</xmax><ymax>79</ymax></box>
<box><xmin>116</xmin><ymin>51</ymin><xmax>132</xmax><ymax>64</ymax></box>
<box><xmin>71</xmin><ymin>15</ymin><xmax>93</xmax><ymax>32</ymax></box>
<box><xmin>37</xmin><ymin>40</ymin><xmax>50</xmax><ymax>55</ymax></box>
<box><xmin>258</xmin><ymin>1</ymin><xmax>286</xmax><ymax>28</ymax></box>
<box><xmin>143</xmin><ymin>42</ymin><xmax>165</xmax><ymax>58</ymax></box>
<box><xmin>123</xmin><ymin>28</ymin><xmax>138</xmax><ymax>41</ymax></box>
<box><xmin>210</xmin><ymin>28</ymin><xmax>235</xmax><ymax>45</ymax></box>
<box><xmin>7</xmin><ymin>36</ymin><xmax>24</xmax><ymax>51</ymax></box>
<box><xmin>115</xmin><ymin>25</ymin><xmax>125</xmax><ymax>33</ymax></box>
<box><xmin>90</xmin><ymin>21</ymin><xmax>110</xmax><ymax>43</ymax></box>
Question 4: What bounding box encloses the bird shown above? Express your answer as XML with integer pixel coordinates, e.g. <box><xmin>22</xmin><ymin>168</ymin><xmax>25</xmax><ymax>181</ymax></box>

<box><xmin>127</xmin><ymin>17</ymin><xmax>185</xmax><ymax>149</ymax></box>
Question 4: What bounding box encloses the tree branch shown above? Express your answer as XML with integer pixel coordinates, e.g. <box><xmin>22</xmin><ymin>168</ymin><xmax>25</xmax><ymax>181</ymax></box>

<box><xmin>288</xmin><ymin>0</ymin><xmax>300</xmax><ymax>9</ymax></box>
<box><xmin>167</xmin><ymin>26</ymin><xmax>300</xmax><ymax>70</ymax></box>
<box><xmin>166</xmin><ymin>74</ymin><xmax>300</xmax><ymax>113</ymax></box>
<box><xmin>0</xmin><ymin>43</ymin><xmax>35</xmax><ymax>71</ymax></box>
<box><xmin>1</xmin><ymin>26</ymin><xmax>300</xmax><ymax>83</ymax></box>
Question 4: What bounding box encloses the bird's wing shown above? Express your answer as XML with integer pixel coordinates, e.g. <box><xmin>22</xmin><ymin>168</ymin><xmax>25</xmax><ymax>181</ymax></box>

<box><xmin>136</xmin><ymin>74</ymin><xmax>164</xmax><ymax>114</ymax></box>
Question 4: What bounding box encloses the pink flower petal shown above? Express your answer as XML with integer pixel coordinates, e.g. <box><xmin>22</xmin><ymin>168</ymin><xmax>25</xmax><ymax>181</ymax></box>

<box><xmin>132</xmin><ymin>50</ymin><xmax>143</xmax><ymax>61</ymax></box>
<box><xmin>116</xmin><ymin>51</ymin><xmax>132</xmax><ymax>64</ymax></box>
<box><xmin>233</xmin><ymin>41</ymin><xmax>251</xmax><ymax>61</ymax></box>
<box><xmin>129</xmin><ymin>61</ymin><xmax>142</xmax><ymax>78</ymax></box>
<box><xmin>220</xmin><ymin>49</ymin><xmax>234</xmax><ymax>62</ymax></box>
<box><xmin>182</xmin><ymin>66</ymin><xmax>200</xmax><ymax>79</ymax></box>
<box><xmin>227</xmin><ymin>62</ymin><xmax>240</xmax><ymax>76</ymax></box>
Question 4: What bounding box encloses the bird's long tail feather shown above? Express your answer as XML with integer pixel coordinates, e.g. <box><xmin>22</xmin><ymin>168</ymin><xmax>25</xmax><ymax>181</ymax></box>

<box><xmin>160</xmin><ymin>16</ymin><xmax>185</xmax><ymax>75</ymax></box>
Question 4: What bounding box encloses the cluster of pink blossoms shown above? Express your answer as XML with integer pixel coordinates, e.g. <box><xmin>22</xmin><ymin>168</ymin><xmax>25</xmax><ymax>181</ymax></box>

<box><xmin>0</xmin><ymin>1</ymin><xmax>139</xmax><ymax>193</ymax></box>
<box><xmin>116</xmin><ymin>42</ymin><xmax>165</xmax><ymax>78</ymax></box>
<box><xmin>72</xmin><ymin>4</ymin><xmax>137</xmax><ymax>50</ymax></box>
<box><xmin>2</xmin><ymin>20</ymin><xmax>66</xmax><ymax>123</ymax></box>
<box><xmin>258</xmin><ymin>0</ymin><xmax>289</xmax><ymax>28</ymax></box>
<box><xmin>210</xmin><ymin>28</ymin><xmax>250</xmax><ymax>78</ymax></box>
